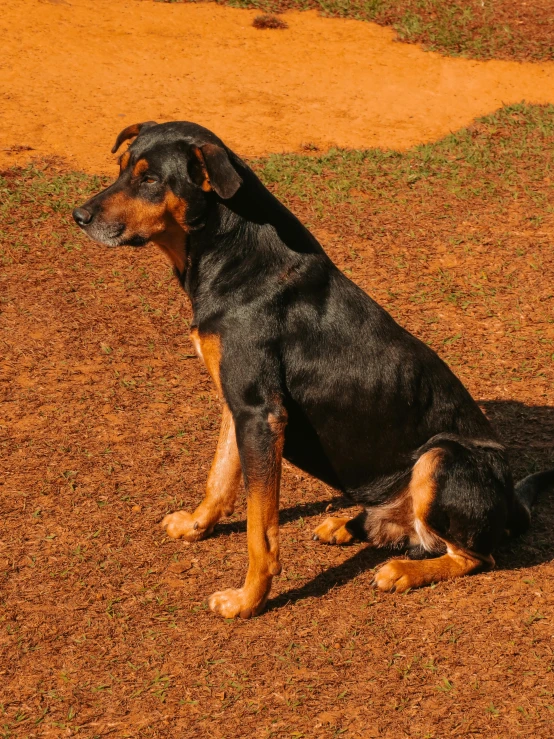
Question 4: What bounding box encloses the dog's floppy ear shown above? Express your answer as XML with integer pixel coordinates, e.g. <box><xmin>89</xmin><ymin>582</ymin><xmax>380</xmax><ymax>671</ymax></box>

<box><xmin>111</xmin><ymin>121</ymin><xmax>157</xmax><ymax>154</ymax></box>
<box><xmin>189</xmin><ymin>143</ymin><xmax>242</xmax><ymax>199</ymax></box>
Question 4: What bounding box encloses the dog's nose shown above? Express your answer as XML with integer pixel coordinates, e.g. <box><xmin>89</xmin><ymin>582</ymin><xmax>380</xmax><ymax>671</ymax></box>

<box><xmin>72</xmin><ymin>207</ymin><xmax>93</xmax><ymax>226</ymax></box>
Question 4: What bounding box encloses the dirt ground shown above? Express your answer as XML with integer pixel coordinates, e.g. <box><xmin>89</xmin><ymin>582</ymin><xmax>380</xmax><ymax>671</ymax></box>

<box><xmin>1</xmin><ymin>3</ymin><xmax>554</xmax><ymax>738</ymax></box>
<box><xmin>3</xmin><ymin>0</ymin><xmax>554</xmax><ymax>172</ymax></box>
<box><xmin>2</xmin><ymin>102</ymin><xmax>554</xmax><ymax>736</ymax></box>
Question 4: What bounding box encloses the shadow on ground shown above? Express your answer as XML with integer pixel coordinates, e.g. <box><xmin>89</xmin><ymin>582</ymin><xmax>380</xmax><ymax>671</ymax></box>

<box><xmin>482</xmin><ymin>399</ymin><xmax>554</xmax><ymax>572</ymax></box>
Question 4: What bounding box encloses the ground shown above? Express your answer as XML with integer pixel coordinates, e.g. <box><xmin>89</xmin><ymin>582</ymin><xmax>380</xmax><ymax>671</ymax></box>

<box><xmin>3</xmin><ymin>0</ymin><xmax>554</xmax><ymax>171</ymax></box>
<box><xmin>1</xmin><ymin>3</ymin><xmax>554</xmax><ymax>739</ymax></box>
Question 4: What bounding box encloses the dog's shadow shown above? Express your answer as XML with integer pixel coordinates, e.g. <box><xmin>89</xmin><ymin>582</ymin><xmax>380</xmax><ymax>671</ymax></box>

<box><xmin>216</xmin><ymin>400</ymin><xmax>554</xmax><ymax>611</ymax></box>
<box><xmin>482</xmin><ymin>400</ymin><xmax>554</xmax><ymax>573</ymax></box>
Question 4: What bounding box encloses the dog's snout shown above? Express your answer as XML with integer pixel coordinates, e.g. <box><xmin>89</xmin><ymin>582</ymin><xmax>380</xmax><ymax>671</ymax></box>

<box><xmin>73</xmin><ymin>207</ymin><xmax>93</xmax><ymax>227</ymax></box>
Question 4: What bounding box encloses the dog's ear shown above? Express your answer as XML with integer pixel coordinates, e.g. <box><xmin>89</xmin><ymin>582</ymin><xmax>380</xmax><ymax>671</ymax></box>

<box><xmin>189</xmin><ymin>143</ymin><xmax>242</xmax><ymax>199</ymax></box>
<box><xmin>111</xmin><ymin>121</ymin><xmax>157</xmax><ymax>154</ymax></box>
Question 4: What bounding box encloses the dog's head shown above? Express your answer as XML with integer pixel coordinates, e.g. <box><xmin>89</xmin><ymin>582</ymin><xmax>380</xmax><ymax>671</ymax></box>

<box><xmin>72</xmin><ymin>121</ymin><xmax>242</xmax><ymax>271</ymax></box>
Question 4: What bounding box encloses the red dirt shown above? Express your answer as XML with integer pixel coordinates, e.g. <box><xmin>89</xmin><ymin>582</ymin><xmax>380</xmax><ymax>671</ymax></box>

<box><xmin>1</xmin><ymin>124</ymin><xmax>554</xmax><ymax>734</ymax></box>
<box><xmin>3</xmin><ymin>0</ymin><xmax>554</xmax><ymax>172</ymax></box>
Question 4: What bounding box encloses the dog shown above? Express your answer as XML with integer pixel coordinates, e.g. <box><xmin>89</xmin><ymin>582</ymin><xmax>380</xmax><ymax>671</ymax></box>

<box><xmin>73</xmin><ymin>121</ymin><xmax>554</xmax><ymax>619</ymax></box>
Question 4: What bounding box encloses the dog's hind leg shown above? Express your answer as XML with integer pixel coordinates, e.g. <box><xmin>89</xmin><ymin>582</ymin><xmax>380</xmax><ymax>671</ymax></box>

<box><xmin>312</xmin><ymin>467</ymin><xmax>414</xmax><ymax>547</ymax></box>
<box><xmin>373</xmin><ymin>445</ymin><xmax>502</xmax><ymax>592</ymax></box>
<box><xmin>373</xmin><ymin>547</ymin><xmax>490</xmax><ymax>592</ymax></box>
<box><xmin>162</xmin><ymin>403</ymin><xmax>242</xmax><ymax>541</ymax></box>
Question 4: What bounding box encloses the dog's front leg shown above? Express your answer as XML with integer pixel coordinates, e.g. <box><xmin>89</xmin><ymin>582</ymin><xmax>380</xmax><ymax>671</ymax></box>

<box><xmin>209</xmin><ymin>406</ymin><xmax>286</xmax><ymax>619</ymax></box>
<box><xmin>162</xmin><ymin>403</ymin><xmax>241</xmax><ymax>541</ymax></box>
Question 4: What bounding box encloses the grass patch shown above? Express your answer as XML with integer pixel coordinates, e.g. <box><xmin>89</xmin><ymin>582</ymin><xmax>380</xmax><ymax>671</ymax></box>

<box><xmin>155</xmin><ymin>0</ymin><xmax>554</xmax><ymax>62</ymax></box>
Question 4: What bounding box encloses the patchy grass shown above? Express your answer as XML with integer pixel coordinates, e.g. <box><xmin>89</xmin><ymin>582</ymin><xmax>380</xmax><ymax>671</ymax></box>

<box><xmin>155</xmin><ymin>0</ymin><xmax>554</xmax><ymax>62</ymax></box>
<box><xmin>1</xmin><ymin>103</ymin><xmax>554</xmax><ymax>737</ymax></box>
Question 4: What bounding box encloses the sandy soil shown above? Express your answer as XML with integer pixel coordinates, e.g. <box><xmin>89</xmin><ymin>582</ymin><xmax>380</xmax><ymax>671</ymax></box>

<box><xmin>2</xmin><ymin>0</ymin><xmax>554</xmax><ymax>172</ymax></box>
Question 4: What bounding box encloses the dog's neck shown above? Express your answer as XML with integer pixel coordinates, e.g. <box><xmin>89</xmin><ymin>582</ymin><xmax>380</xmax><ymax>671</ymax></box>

<box><xmin>182</xmin><ymin>168</ymin><xmax>332</xmax><ymax>326</ymax></box>
<box><xmin>152</xmin><ymin>221</ymin><xmax>188</xmax><ymax>277</ymax></box>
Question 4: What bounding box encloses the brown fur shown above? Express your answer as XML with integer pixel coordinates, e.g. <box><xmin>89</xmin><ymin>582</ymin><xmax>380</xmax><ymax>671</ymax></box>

<box><xmin>313</xmin><ymin>516</ymin><xmax>354</xmax><ymax>545</ymax></box>
<box><xmin>161</xmin><ymin>403</ymin><xmax>242</xmax><ymax>541</ymax></box>
<box><xmin>101</xmin><ymin>191</ymin><xmax>165</xmax><ymax>234</ymax></box>
<box><xmin>236</xmin><ymin>408</ymin><xmax>286</xmax><ymax>615</ymax></box>
<box><xmin>190</xmin><ymin>330</ymin><xmax>223</xmax><ymax>395</ymax></box>
<box><xmin>132</xmin><ymin>158</ymin><xmax>149</xmax><ymax>177</ymax></box>
<box><xmin>119</xmin><ymin>150</ymin><xmax>130</xmax><ymax>171</ymax></box>
<box><xmin>101</xmin><ymin>190</ymin><xmax>188</xmax><ymax>274</ymax></box>
<box><xmin>373</xmin><ymin>549</ymin><xmax>491</xmax><ymax>593</ymax></box>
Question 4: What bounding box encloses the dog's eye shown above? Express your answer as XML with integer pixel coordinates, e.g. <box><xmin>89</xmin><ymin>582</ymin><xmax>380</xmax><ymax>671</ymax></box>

<box><xmin>143</xmin><ymin>176</ymin><xmax>158</xmax><ymax>185</ymax></box>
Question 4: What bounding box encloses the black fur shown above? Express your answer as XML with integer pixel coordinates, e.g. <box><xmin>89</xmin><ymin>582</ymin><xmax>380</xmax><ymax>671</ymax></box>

<box><xmin>74</xmin><ymin>121</ymin><xmax>554</xmax><ymax>563</ymax></box>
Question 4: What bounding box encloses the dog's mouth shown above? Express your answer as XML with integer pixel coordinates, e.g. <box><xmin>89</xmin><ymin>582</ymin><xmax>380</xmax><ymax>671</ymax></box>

<box><xmin>77</xmin><ymin>220</ymin><xmax>148</xmax><ymax>248</ymax></box>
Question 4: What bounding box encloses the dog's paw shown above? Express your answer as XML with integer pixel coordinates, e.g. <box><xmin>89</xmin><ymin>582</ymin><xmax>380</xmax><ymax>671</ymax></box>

<box><xmin>161</xmin><ymin>510</ymin><xmax>212</xmax><ymax>541</ymax></box>
<box><xmin>312</xmin><ymin>516</ymin><xmax>353</xmax><ymax>545</ymax></box>
<box><xmin>208</xmin><ymin>588</ymin><xmax>268</xmax><ymax>619</ymax></box>
<box><xmin>372</xmin><ymin>559</ymin><xmax>416</xmax><ymax>593</ymax></box>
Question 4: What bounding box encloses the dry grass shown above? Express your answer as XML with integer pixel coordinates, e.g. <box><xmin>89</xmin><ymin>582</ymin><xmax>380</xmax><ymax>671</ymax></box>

<box><xmin>252</xmin><ymin>13</ymin><xmax>288</xmax><ymax>28</ymax></box>
<box><xmin>1</xmin><ymin>103</ymin><xmax>554</xmax><ymax>737</ymax></box>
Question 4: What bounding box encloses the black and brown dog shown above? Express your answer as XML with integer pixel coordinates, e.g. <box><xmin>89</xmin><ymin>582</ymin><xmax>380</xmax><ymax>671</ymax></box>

<box><xmin>73</xmin><ymin>121</ymin><xmax>554</xmax><ymax>619</ymax></box>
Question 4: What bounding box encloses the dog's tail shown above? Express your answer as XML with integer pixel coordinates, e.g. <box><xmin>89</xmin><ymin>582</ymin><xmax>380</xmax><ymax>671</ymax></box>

<box><xmin>510</xmin><ymin>467</ymin><xmax>554</xmax><ymax>535</ymax></box>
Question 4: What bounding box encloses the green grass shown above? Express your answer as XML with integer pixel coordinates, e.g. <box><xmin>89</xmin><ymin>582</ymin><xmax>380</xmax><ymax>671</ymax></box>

<box><xmin>254</xmin><ymin>103</ymin><xmax>554</xmax><ymax>210</ymax></box>
<box><xmin>2</xmin><ymin>103</ymin><xmax>552</xmax><ymax>224</ymax></box>
<box><xmin>155</xmin><ymin>0</ymin><xmax>554</xmax><ymax>62</ymax></box>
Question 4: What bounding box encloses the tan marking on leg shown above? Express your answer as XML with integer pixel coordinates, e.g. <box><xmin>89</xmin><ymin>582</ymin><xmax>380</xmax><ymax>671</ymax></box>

<box><xmin>162</xmin><ymin>404</ymin><xmax>241</xmax><ymax>541</ymax></box>
<box><xmin>373</xmin><ymin>548</ymin><xmax>492</xmax><ymax>593</ymax></box>
<box><xmin>374</xmin><ymin>448</ymin><xmax>493</xmax><ymax>592</ymax></box>
<box><xmin>359</xmin><ymin>450</ymin><xmax>445</xmax><ymax>551</ymax></box>
<box><xmin>209</xmin><ymin>409</ymin><xmax>286</xmax><ymax>619</ymax></box>
<box><xmin>410</xmin><ymin>448</ymin><xmax>444</xmax><ymax>520</ymax></box>
<box><xmin>409</xmin><ymin>448</ymin><xmax>446</xmax><ymax>553</ymax></box>
<box><xmin>312</xmin><ymin>517</ymin><xmax>354</xmax><ymax>545</ymax></box>
<box><xmin>190</xmin><ymin>329</ymin><xmax>223</xmax><ymax>396</ymax></box>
